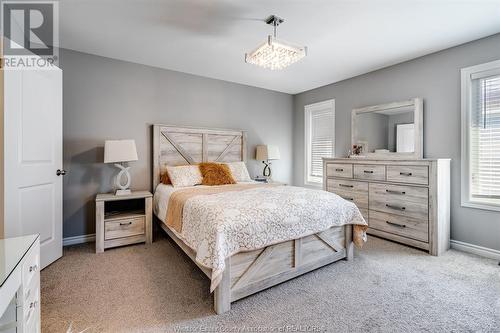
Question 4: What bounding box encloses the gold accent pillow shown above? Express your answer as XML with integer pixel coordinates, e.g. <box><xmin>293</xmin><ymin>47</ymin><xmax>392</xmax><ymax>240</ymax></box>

<box><xmin>199</xmin><ymin>163</ymin><xmax>236</xmax><ymax>186</ymax></box>
<box><xmin>160</xmin><ymin>171</ymin><xmax>171</xmax><ymax>185</ymax></box>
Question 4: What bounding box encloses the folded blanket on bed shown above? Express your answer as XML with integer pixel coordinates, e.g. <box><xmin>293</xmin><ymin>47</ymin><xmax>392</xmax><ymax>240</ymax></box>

<box><xmin>165</xmin><ymin>184</ymin><xmax>368</xmax><ymax>291</ymax></box>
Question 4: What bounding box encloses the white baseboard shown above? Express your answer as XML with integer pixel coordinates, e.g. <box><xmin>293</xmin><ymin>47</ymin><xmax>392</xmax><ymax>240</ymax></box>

<box><xmin>450</xmin><ymin>239</ymin><xmax>500</xmax><ymax>261</ymax></box>
<box><xmin>63</xmin><ymin>233</ymin><xmax>95</xmax><ymax>247</ymax></box>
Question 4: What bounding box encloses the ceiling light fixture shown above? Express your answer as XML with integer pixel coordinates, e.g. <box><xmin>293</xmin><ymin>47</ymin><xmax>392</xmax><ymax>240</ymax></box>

<box><xmin>245</xmin><ymin>15</ymin><xmax>307</xmax><ymax>70</ymax></box>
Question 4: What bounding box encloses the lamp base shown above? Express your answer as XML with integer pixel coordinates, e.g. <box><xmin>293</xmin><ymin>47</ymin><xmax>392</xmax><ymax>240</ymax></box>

<box><xmin>115</xmin><ymin>189</ymin><xmax>132</xmax><ymax>196</ymax></box>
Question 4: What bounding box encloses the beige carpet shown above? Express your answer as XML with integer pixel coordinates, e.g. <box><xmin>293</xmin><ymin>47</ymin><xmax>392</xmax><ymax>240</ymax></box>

<box><xmin>41</xmin><ymin>233</ymin><xmax>500</xmax><ymax>333</ymax></box>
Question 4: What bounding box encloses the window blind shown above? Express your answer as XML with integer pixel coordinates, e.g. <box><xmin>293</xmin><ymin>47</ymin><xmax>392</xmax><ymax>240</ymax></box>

<box><xmin>309</xmin><ymin>108</ymin><xmax>334</xmax><ymax>179</ymax></box>
<box><xmin>470</xmin><ymin>74</ymin><xmax>500</xmax><ymax>199</ymax></box>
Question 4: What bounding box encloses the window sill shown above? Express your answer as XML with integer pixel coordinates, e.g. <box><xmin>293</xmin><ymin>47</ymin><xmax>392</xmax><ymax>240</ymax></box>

<box><xmin>461</xmin><ymin>200</ymin><xmax>500</xmax><ymax>213</ymax></box>
<box><xmin>304</xmin><ymin>180</ymin><xmax>323</xmax><ymax>188</ymax></box>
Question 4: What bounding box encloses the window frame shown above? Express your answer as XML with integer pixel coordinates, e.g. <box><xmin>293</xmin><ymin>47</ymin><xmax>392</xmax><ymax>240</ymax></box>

<box><xmin>304</xmin><ymin>99</ymin><xmax>335</xmax><ymax>187</ymax></box>
<box><xmin>461</xmin><ymin>59</ymin><xmax>500</xmax><ymax>212</ymax></box>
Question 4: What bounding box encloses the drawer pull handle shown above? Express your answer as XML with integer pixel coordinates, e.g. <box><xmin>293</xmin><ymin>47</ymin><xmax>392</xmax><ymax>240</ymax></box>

<box><xmin>386</xmin><ymin>204</ymin><xmax>406</xmax><ymax>211</ymax></box>
<box><xmin>386</xmin><ymin>189</ymin><xmax>406</xmax><ymax>195</ymax></box>
<box><xmin>341</xmin><ymin>196</ymin><xmax>354</xmax><ymax>201</ymax></box>
<box><xmin>364</xmin><ymin>170</ymin><xmax>374</xmax><ymax>174</ymax></box>
<box><xmin>29</xmin><ymin>265</ymin><xmax>38</xmax><ymax>272</ymax></box>
<box><xmin>386</xmin><ymin>221</ymin><xmax>406</xmax><ymax>228</ymax></box>
<box><xmin>339</xmin><ymin>184</ymin><xmax>354</xmax><ymax>188</ymax></box>
<box><xmin>335</xmin><ymin>168</ymin><xmax>344</xmax><ymax>172</ymax></box>
<box><xmin>400</xmin><ymin>172</ymin><xmax>413</xmax><ymax>176</ymax></box>
<box><xmin>120</xmin><ymin>221</ymin><xmax>133</xmax><ymax>226</ymax></box>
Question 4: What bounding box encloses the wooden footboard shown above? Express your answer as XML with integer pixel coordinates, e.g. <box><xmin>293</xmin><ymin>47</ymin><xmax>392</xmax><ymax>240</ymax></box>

<box><xmin>158</xmin><ymin>221</ymin><xmax>353</xmax><ymax>314</ymax></box>
<box><xmin>214</xmin><ymin>224</ymin><xmax>353</xmax><ymax>314</ymax></box>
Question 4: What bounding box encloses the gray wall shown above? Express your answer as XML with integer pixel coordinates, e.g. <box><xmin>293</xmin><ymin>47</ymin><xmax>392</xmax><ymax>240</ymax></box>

<box><xmin>293</xmin><ymin>34</ymin><xmax>500</xmax><ymax>251</ymax></box>
<box><xmin>61</xmin><ymin>49</ymin><xmax>293</xmax><ymax>238</ymax></box>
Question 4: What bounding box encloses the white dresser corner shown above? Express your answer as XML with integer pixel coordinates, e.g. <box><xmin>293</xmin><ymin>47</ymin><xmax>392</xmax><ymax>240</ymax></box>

<box><xmin>0</xmin><ymin>235</ymin><xmax>41</xmax><ymax>333</ymax></box>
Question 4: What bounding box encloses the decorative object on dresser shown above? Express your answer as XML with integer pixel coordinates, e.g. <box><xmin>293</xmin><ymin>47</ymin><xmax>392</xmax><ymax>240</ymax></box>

<box><xmin>104</xmin><ymin>139</ymin><xmax>139</xmax><ymax>195</ymax></box>
<box><xmin>95</xmin><ymin>191</ymin><xmax>153</xmax><ymax>253</ymax></box>
<box><xmin>323</xmin><ymin>158</ymin><xmax>450</xmax><ymax>255</ymax></box>
<box><xmin>0</xmin><ymin>235</ymin><xmax>40</xmax><ymax>333</ymax></box>
<box><xmin>351</xmin><ymin>98</ymin><xmax>423</xmax><ymax>159</ymax></box>
<box><xmin>255</xmin><ymin>145</ymin><xmax>280</xmax><ymax>180</ymax></box>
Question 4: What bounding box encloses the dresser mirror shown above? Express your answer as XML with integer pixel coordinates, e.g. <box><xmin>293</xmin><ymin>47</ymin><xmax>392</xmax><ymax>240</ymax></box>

<box><xmin>351</xmin><ymin>98</ymin><xmax>423</xmax><ymax>159</ymax></box>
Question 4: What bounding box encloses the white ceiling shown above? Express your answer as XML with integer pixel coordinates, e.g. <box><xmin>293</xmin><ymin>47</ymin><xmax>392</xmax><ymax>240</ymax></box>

<box><xmin>60</xmin><ymin>0</ymin><xmax>500</xmax><ymax>94</ymax></box>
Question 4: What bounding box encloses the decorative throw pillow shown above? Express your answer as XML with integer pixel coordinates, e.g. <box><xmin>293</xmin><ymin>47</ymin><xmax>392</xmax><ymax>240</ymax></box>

<box><xmin>166</xmin><ymin>165</ymin><xmax>203</xmax><ymax>187</ymax></box>
<box><xmin>160</xmin><ymin>171</ymin><xmax>171</xmax><ymax>185</ymax></box>
<box><xmin>199</xmin><ymin>162</ymin><xmax>236</xmax><ymax>186</ymax></box>
<box><xmin>226</xmin><ymin>161</ymin><xmax>252</xmax><ymax>182</ymax></box>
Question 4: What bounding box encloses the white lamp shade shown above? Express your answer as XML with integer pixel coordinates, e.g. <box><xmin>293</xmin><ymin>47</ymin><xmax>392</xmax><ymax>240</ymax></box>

<box><xmin>104</xmin><ymin>140</ymin><xmax>138</xmax><ymax>163</ymax></box>
<box><xmin>256</xmin><ymin>145</ymin><xmax>280</xmax><ymax>161</ymax></box>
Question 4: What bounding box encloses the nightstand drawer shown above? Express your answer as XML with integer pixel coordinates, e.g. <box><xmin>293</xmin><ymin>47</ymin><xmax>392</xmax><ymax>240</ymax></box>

<box><xmin>105</xmin><ymin>217</ymin><xmax>145</xmax><ymax>240</ymax></box>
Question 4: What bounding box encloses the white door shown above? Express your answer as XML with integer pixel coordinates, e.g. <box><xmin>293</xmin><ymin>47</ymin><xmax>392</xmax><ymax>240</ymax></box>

<box><xmin>4</xmin><ymin>67</ymin><xmax>63</xmax><ymax>269</ymax></box>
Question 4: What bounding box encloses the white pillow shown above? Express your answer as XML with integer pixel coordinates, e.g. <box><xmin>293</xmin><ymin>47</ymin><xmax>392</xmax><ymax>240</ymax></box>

<box><xmin>226</xmin><ymin>161</ymin><xmax>252</xmax><ymax>182</ymax></box>
<box><xmin>166</xmin><ymin>165</ymin><xmax>202</xmax><ymax>187</ymax></box>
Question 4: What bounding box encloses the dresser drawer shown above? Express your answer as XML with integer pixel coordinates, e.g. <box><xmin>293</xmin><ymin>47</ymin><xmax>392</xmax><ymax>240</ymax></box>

<box><xmin>369</xmin><ymin>183</ymin><xmax>428</xmax><ymax>220</ymax></box>
<box><xmin>22</xmin><ymin>280</ymin><xmax>40</xmax><ymax>325</ymax></box>
<box><xmin>354</xmin><ymin>164</ymin><xmax>385</xmax><ymax>181</ymax></box>
<box><xmin>0</xmin><ymin>297</ymin><xmax>16</xmax><ymax>330</ymax></box>
<box><xmin>369</xmin><ymin>210</ymin><xmax>428</xmax><ymax>242</ymax></box>
<box><xmin>331</xmin><ymin>188</ymin><xmax>368</xmax><ymax>210</ymax></box>
<box><xmin>326</xmin><ymin>178</ymin><xmax>368</xmax><ymax>192</ymax></box>
<box><xmin>105</xmin><ymin>217</ymin><xmax>145</xmax><ymax>240</ymax></box>
<box><xmin>387</xmin><ymin>165</ymin><xmax>429</xmax><ymax>185</ymax></box>
<box><xmin>23</xmin><ymin>286</ymin><xmax>40</xmax><ymax>333</ymax></box>
<box><xmin>326</xmin><ymin>163</ymin><xmax>353</xmax><ymax>178</ymax></box>
<box><xmin>22</xmin><ymin>241</ymin><xmax>40</xmax><ymax>294</ymax></box>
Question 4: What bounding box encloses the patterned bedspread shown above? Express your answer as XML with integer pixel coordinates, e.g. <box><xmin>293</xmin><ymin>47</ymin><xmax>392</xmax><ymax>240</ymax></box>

<box><xmin>166</xmin><ymin>184</ymin><xmax>368</xmax><ymax>291</ymax></box>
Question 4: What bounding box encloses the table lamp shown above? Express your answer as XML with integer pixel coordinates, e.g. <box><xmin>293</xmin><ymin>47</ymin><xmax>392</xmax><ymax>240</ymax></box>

<box><xmin>104</xmin><ymin>139</ymin><xmax>138</xmax><ymax>195</ymax></box>
<box><xmin>256</xmin><ymin>145</ymin><xmax>280</xmax><ymax>181</ymax></box>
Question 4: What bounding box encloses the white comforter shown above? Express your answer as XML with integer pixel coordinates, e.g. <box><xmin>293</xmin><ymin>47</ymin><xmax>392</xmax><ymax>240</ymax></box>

<box><xmin>154</xmin><ymin>184</ymin><xmax>367</xmax><ymax>291</ymax></box>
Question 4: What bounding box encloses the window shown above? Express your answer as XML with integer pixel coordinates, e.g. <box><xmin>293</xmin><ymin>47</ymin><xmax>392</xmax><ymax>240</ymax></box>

<box><xmin>304</xmin><ymin>99</ymin><xmax>335</xmax><ymax>186</ymax></box>
<box><xmin>461</xmin><ymin>60</ymin><xmax>500</xmax><ymax>211</ymax></box>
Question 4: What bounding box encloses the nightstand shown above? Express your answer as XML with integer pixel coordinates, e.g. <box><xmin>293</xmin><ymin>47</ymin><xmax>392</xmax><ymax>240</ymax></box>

<box><xmin>95</xmin><ymin>191</ymin><xmax>153</xmax><ymax>253</ymax></box>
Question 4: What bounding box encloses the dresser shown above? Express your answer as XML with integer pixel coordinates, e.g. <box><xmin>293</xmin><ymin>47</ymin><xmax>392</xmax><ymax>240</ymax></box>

<box><xmin>323</xmin><ymin>158</ymin><xmax>450</xmax><ymax>255</ymax></box>
<box><xmin>0</xmin><ymin>235</ymin><xmax>40</xmax><ymax>333</ymax></box>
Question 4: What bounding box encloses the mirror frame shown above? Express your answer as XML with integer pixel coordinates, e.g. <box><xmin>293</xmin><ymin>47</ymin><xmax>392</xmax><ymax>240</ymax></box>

<box><xmin>351</xmin><ymin>98</ymin><xmax>423</xmax><ymax>159</ymax></box>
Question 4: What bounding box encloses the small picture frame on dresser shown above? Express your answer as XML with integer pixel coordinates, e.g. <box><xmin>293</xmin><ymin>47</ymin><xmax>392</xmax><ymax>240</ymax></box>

<box><xmin>95</xmin><ymin>191</ymin><xmax>153</xmax><ymax>253</ymax></box>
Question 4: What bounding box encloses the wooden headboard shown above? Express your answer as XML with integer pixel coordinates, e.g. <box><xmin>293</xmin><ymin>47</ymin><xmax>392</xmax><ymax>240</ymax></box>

<box><xmin>152</xmin><ymin>124</ymin><xmax>247</xmax><ymax>189</ymax></box>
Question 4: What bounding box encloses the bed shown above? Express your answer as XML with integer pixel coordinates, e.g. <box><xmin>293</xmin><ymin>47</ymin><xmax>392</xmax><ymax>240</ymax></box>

<box><xmin>152</xmin><ymin>124</ymin><xmax>367</xmax><ymax>314</ymax></box>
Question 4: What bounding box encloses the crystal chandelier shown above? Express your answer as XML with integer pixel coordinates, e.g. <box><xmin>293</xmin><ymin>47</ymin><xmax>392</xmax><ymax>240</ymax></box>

<box><xmin>245</xmin><ymin>15</ymin><xmax>307</xmax><ymax>70</ymax></box>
